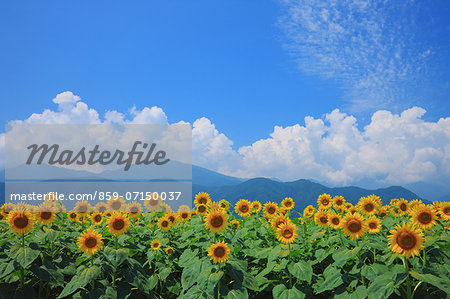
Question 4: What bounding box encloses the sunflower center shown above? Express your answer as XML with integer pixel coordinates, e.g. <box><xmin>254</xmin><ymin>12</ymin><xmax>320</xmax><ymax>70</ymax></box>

<box><xmin>444</xmin><ymin>207</ymin><xmax>450</xmax><ymax>215</ymax></box>
<box><xmin>418</xmin><ymin>212</ymin><xmax>431</xmax><ymax>224</ymax></box>
<box><xmin>214</xmin><ymin>246</ymin><xmax>225</xmax><ymax>258</ymax></box>
<box><xmin>322</xmin><ymin>199</ymin><xmax>329</xmax><ymax>205</ymax></box>
<box><xmin>162</xmin><ymin>220</ymin><xmax>169</xmax><ymax>227</ymax></box>
<box><xmin>268</xmin><ymin>207</ymin><xmax>275</xmax><ymax>214</ymax></box>
<box><xmin>113</xmin><ymin>219</ymin><xmax>125</xmax><ymax>230</ymax></box>
<box><xmin>400</xmin><ymin>203</ymin><xmax>407</xmax><ymax>211</ymax></box>
<box><xmin>168</xmin><ymin>216</ymin><xmax>175</xmax><ymax>223</ymax></box>
<box><xmin>130</xmin><ymin>207</ymin><xmax>139</xmax><ymax>214</ymax></box>
<box><xmin>98</xmin><ymin>206</ymin><xmax>106</xmax><ymax>212</ymax></box>
<box><xmin>369</xmin><ymin>222</ymin><xmax>377</xmax><ymax>229</ymax></box>
<box><xmin>365</xmin><ymin>203</ymin><xmax>374</xmax><ymax>212</ymax></box>
<box><xmin>285</xmin><ymin>202</ymin><xmax>291</xmax><ymax>207</ymax></box>
<box><xmin>181</xmin><ymin>213</ymin><xmax>188</xmax><ymax>219</ymax></box>
<box><xmin>153</xmin><ymin>242</ymin><xmax>159</xmax><ymax>248</ymax></box>
<box><xmin>240</xmin><ymin>205</ymin><xmax>248</xmax><ymax>212</ymax></box>
<box><xmin>79</xmin><ymin>206</ymin><xmax>87</xmax><ymax>213</ymax></box>
<box><xmin>70</xmin><ymin>213</ymin><xmax>77</xmax><ymax>219</ymax></box>
<box><xmin>397</xmin><ymin>231</ymin><xmax>417</xmax><ymax>250</ymax></box>
<box><xmin>167</xmin><ymin>248</ymin><xmax>173</xmax><ymax>254</ymax></box>
<box><xmin>14</xmin><ymin>216</ymin><xmax>29</xmax><ymax>229</ymax></box>
<box><xmin>282</xmin><ymin>228</ymin><xmax>293</xmax><ymax>238</ymax></box>
<box><xmin>348</xmin><ymin>220</ymin><xmax>362</xmax><ymax>233</ymax></box>
<box><xmin>112</xmin><ymin>202</ymin><xmax>121</xmax><ymax>210</ymax></box>
<box><xmin>94</xmin><ymin>215</ymin><xmax>102</xmax><ymax>222</ymax></box>
<box><xmin>320</xmin><ymin>216</ymin><xmax>327</xmax><ymax>224</ymax></box>
<box><xmin>336</xmin><ymin>200</ymin><xmax>343</xmax><ymax>206</ymax></box>
<box><xmin>41</xmin><ymin>212</ymin><xmax>52</xmax><ymax>220</ymax></box>
<box><xmin>149</xmin><ymin>199</ymin><xmax>158</xmax><ymax>206</ymax></box>
<box><xmin>198</xmin><ymin>206</ymin><xmax>206</xmax><ymax>213</ymax></box>
<box><xmin>211</xmin><ymin>215</ymin><xmax>224</xmax><ymax>228</ymax></box>
<box><xmin>84</xmin><ymin>237</ymin><xmax>97</xmax><ymax>248</ymax></box>
<box><xmin>332</xmin><ymin>218</ymin><xmax>339</xmax><ymax>225</ymax></box>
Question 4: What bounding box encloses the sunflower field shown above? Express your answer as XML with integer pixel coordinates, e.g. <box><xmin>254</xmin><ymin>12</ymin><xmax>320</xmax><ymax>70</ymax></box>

<box><xmin>0</xmin><ymin>194</ymin><xmax>449</xmax><ymax>298</ymax></box>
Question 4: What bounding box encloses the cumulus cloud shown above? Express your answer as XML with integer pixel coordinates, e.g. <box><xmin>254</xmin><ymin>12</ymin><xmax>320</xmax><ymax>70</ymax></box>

<box><xmin>278</xmin><ymin>0</ymin><xmax>441</xmax><ymax>111</ymax></box>
<box><xmin>2</xmin><ymin>91</ymin><xmax>449</xmax><ymax>187</ymax></box>
<box><xmin>235</xmin><ymin>107</ymin><xmax>450</xmax><ymax>186</ymax></box>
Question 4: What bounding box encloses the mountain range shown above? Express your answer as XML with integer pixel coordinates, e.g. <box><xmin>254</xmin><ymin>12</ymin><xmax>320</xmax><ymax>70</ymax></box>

<box><xmin>0</xmin><ymin>165</ymin><xmax>439</xmax><ymax>209</ymax></box>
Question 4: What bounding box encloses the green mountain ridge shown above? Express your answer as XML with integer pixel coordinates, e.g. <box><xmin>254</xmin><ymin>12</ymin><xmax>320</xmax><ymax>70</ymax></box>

<box><xmin>193</xmin><ymin>177</ymin><xmax>427</xmax><ymax>211</ymax></box>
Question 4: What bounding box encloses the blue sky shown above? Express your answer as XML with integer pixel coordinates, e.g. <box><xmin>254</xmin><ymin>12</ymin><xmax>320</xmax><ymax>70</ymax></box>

<box><xmin>0</xmin><ymin>0</ymin><xmax>449</xmax><ymax>187</ymax></box>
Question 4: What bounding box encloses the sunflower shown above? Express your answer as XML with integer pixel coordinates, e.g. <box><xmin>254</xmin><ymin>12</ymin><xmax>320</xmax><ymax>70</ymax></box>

<box><xmin>178</xmin><ymin>211</ymin><xmax>191</xmax><ymax>222</ymax></box>
<box><xmin>160</xmin><ymin>203</ymin><xmax>172</xmax><ymax>213</ymax></box>
<box><xmin>35</xmin><ymin>205</ymin><xmax>56</xmax><ymax>225</ymax></box>
<box><xmin>78</xmin><ymin>228</ymin><xmax>103</xmax><ymax>255</ymax></box>
<box><xmin>178</xmin><ymin>205</ymin><xmax>191</xmax><ymax>213</ymax></box>
<box><xmin>205</xmin><ymin>210</ymin><xmax>228</xmax><ymax>233</ymax></box>
<box><xmin>151</xmin><ymin>240</ymin><xmax>161</xmax><ymax>250</ymax></box>
<box><xmin>388</xmin><ymin>223</ymin><xmax>424</xmax><ymax>258</ymax></box>
<box><xmin>91</xmin><ymin>213</ymin><xmax>104</xmax><ymax>225</ymax></box>
<box><xmin>196</xmin><ymin>204</ymin><xmax>209</xmax><ymax>215</ymax></box>
<box><xmin>366</xmin><ymin>216</ymin><xmax>381</xmax><ymax>234</ymax></box>
<box><xmin>328</xmin><ymin>212</ymin><xmax>341</xmax><ymax>229</ymax></box>
<box><xmin>333</xmin><ymin>196</ymin><xmax>346</xmax><ymax>209</ymax></box>
<box><xmin>317</xmin><ymin>194</ymin><xmax>332</xmax><ymax>210</ymax></box>
<box><xmin>251</xmin><ymin>201</ymin><xmax>262</xmax><ymax>214</ymax></box>
<box><xmin>408</xmin><ymin>199</ymin><xmax>423</xmax><ymax>211</ymax></box>
<box><xmin>157</xmin><ymin>216</ymin><xmax>172</xmax><ymax>231</ymax></box>
<box><xmin>348</xmin><ymin>207</ymin><xmax>359</xmax><ymax>215</ymax></box>
<box><xmin>166</xmin><ymin>212</ymin><xmax>179</xmax><ymax>224</ymax></box>
<box><xmin>165</xmin><ymin>247</ymin><xmax>174</xmax><ymax>255</ymax></box>
<box><xmin>390</xmin><ymin>198</ymin><xmax>399</xmax><ymax>206</ymax></box>
<box><xmin>276</xmin><ymin>222</ymin><xmax>298</xmax><ymax>244</ymax></box>
<box><xmin>358</xmin><ymin>196</ymin><xmax>380</xmax><ymax>215</ymax></box>
<box><xmin>95</xmin><ymin>202</ymin><xmax>108</xmax><ymax>213</ymax></box>
<box><xmin>107</xmin><ymin>213</ymin><xmax>129</xmax><ymax>236</ymax></box>
<box><xmin>410</xmin><ymin>205</ymin><xmax>436</xmax><ymax>230</ymax></box>
<box><xmin>74</xmin><ymin>201</ymin><xmax>91</xmax><ymax>215</ymax></box>
<box><xmin>208</xmin><ymin>240</ymin><xmax>230</xmax><ymax>264</ymax></box>
<box><xmin>108</xmin><ymin>197</ymin><xmax>126</xmax><ymax>212</ymax></box>
<box><xmin>208</xmin><ymin>202</ymin><xmax>222</xmax><ymax>211</ymax></box>
<box><xmin>127</xmin><ymin>202</ymin><xmax>143</xmax><ymax>218</ymax></box>
<box><xmin>0</xmin><ymin>211</ymin><xmax>5</xmax><ymax>221</ymax></box>
<box><xmin>219</xmin><ymin>199</ymin><xmax>230</xmax><ymax>210</ymax></box>
<box><xmin>144</xmin><ymin>195</ymin><xmax>161</xmax><ymax>212</ymax></box>
<box><xmin>1</xmin><ymin>203</ymin><xmax>15</xmax><ymax>215</ymax></box>
<box><xmin>7</xmin><ymin>212</ymin><xmax>34</xmax><ymax>235</ymax></box>
<box><xmin>235</xmin><ymin>199</ymin><xmax>252</xmax><ymax>217</ymax></box>
<box><xmin>342</xmin><ymin>213</ymin><xmax>366</xmax><ymax>240</ymax></box>
<box><xmin>377</xmin><ymin>206</ymin><xmax>389</xmax><ymax>218</ymax></box>
<box><xmin>396</xmin><ymin>198</ymin><xmax>409</xmax><ymax>215</ymax></box>
<box><xmin>314</xmin><ymin>210</ymin><xmax>328</xmax><ymax>228</ymax></box>
<box><xmin>68</xmin><ymin>211</ymin><xmax>79</xmax><ymax>222</ymax></box>
<box><xmin>281</xmin><ymin>197</ymin><xmax>295</xmax><ymax>210</ymax></box>
<box><xmin>440</xmin><ymin>202</ymin><xmax>450</xmax><ymax>221</ymax></box>
<box><xmin>194</xmin><ymin>192</ymin><xmax>211</xmax><ymax>207</ymax></box>
<box><xmin>263</xmin><ymin>202</ymin><xmax>278</xmax><ymax>218</ymax></box>
<box><xmin>230</xmin><ymin>219</ymin><xmax>240</xmax><ymax>229</ymax></box>
<box><xmin>391</xmin><ymin>207</ymin><xmax>401</xmax><ymax>217</ymax></box>
<box><xmin>303</xmin><ymin>205</ymin><xmax>315</xmax><ymax>219</ymax></box>
<box><xmin>271</xmin><ymin>215</ymin><xmax>290</xmax><ymax>230</ymax></box>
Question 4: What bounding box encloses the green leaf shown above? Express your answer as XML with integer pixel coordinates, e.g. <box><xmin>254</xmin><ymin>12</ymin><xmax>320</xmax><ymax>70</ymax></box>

<box><xmin>206</xmin><ymin>271</ymin><xmax>223</xmax><ymax>296</ymax></box>
<box><xmin>57</xmin><ymin>265</ymin><xmax>101</xmax><ymax>298</ymax></box>
<box><xmin>159</xmin><ymin>267</ymin><xmax>171</xmax><ymax>281</ymax></box>
<box><xmin>316</xmin><ymin>266</ymin><xmax>344</xmax><ymax>294</ymax></box>
<box><xmin>181</xmin><ymin>259</ymin><xmax>202</xmax><ymax>290</ymax></box>
<box><xmin>287</xmin><ymin>261</ymin><xmax>313</xmax><ymax>284</ymax></box>
<box><xmin>272</xmin><ymin>284</ymin><xmax>305</xmax><ymax>299</ymax></box>
<box><xmin>224</xmin><ymin>288</ymin><xmax>248</xmax><ymax>299</ymax></box>
<box><xmin>367</xmin><ymin>273</ymin><xmax>395</xmax><ymax>299</ymax></box>
<box><xmin>409</xmin><ymin>270</ymin><xmax>450</xmax><ymax>294</ymax></box>
<box><xmin>104</xmin><ymin>247</ymin><xmax>129</xmax><ymax>269</ymax></box>
<box><xmin>9</xmin><ymin>243</ymin><xmax>40</xmax><ymax>268</ymax></box>
<box><xmin>332</xmin><ymin>246</ymin><xmax>360</xmax><ymax>266</ymax></box>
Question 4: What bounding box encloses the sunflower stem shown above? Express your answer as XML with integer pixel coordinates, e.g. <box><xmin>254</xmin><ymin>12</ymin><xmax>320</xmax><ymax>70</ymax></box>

<box><xmin>20</xmin><ymin>233</ymin><xmax>25</xmax><ymax>288</ymax></box>
<box><xmin>404</xmin><ymin>257</ymin><xmax>412</xmax><ymax>299</ymax></box>
<box><xmin>288</xmin><ymin>242</ymin><xmax>292</xmax><ymax>288</ymax></box>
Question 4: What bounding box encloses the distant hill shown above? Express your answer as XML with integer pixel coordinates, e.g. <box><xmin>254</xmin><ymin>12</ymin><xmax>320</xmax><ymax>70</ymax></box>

<box><xmin>193</xmin><ymin>178</ymin><xmax>426</xmax><ymax>211</ymax></box>
<box><xmin>192</xmin><ymin>165</ymin><xmax>244</xmax><ymax>186</ymax></box>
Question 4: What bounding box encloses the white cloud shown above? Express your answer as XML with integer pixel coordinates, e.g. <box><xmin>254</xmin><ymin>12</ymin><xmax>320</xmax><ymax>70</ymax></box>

<box><xmin>192</xmin><ymin>117</ymin><xmax>240</xmax><ymax>174</ymax></box>
<box><xmin>2</xmin><ymin>92</ymin><xmax>449</xmax><ymax>187</ymax></box>
<box><xmin>278</xmin><ymin>0</ymin><xmax>436</xmax><ymax>111</ymax></box>
<box><xmin>235</xmin><ymin>107</ymin><xmax>450</xmax><ymax>186</ymax></box>
<box><xmin>129</xmin><ymin>105</ymin><xmax>168</xmax><ymax>124</ymax></box>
